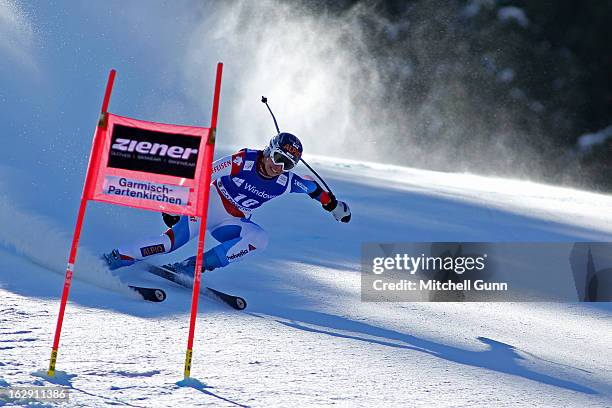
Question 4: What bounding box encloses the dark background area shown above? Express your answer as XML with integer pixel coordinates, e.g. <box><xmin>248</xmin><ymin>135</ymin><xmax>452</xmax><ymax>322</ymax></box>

<box><xmin>296</xmin><ymin>0</ymin><xmax>612</xmax><ymax>190</ymax></box>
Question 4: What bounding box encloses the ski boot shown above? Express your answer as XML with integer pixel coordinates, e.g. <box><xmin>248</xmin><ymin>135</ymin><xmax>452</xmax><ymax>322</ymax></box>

<box><xmin>102</xmin><ymin>249</ymin><xmax>135</xmax><ymax>270</ymax></box>
<box><xmin>162</xmin><ymin>248</ymin><xmax>224</xmax><ymax>277</ymax></box>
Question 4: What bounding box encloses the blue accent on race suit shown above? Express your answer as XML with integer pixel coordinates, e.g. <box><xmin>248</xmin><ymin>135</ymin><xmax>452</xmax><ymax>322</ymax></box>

<box><xmin>209</xmin><ymin>224</ymin><xmax>242</xmax><ymax>268</ymax></box>
<box><xmin>210</xmin><ymin>238</ymin><xmax>238</xmax><ymax>267</ymax></box>
<box><xmin>211</xmin><ymin>224</ymin><xmax>242</xmax><ymax>242</ymax></box>
<box><xmin>171</xmin><ymin>216</ymin><xmax>191</xmax><ymax>250</ymax></box>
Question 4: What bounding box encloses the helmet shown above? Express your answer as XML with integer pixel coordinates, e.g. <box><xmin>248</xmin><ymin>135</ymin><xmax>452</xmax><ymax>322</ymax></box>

<box><xmin>263</xmin><ymin>132</ymin><xmax>302</xmax><ymax>170</ymax></box>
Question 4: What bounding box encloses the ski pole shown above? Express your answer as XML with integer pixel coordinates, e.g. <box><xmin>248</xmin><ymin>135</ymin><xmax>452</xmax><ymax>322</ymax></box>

<box><xmin>261</xmin><ymin>96</ymin><xmax>280</xmax><ymax>133</ymax></box>
<box><xmin>260</xmin><ymin>96</ymin><xmax>335</xmax><ymax>195</ymax></box>
<box><xmin>299</xmin><ymin>157</ymin><xmax>333</xmax><ymax>193</ymax></box>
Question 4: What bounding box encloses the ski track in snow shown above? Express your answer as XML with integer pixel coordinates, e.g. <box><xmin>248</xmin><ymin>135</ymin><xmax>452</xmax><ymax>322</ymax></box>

<box><xmin>1</xmin><ymin>155</ymin><xmax>612</xmax><ymax>407</ymax></box>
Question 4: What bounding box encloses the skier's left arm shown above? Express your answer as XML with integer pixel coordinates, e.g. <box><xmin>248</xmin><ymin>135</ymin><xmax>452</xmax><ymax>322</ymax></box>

<box><xmin>289</xmin><ymin>173</ymin><xmax>351</xmax><ymax>223</ymax></box>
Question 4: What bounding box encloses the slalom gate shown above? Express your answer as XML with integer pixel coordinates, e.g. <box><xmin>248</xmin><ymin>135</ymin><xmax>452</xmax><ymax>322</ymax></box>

<box><xmin>47</xmin><ymin>63</ymin><xmax>223</xmax><ymax>379</ymax></box>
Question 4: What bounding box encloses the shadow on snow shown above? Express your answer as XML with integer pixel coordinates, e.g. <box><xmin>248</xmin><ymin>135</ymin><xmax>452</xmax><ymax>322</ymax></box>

<box><xmin>252</xmin><ymin>307</ymin><xmax>597</xmax><ymax>395</ymax></box>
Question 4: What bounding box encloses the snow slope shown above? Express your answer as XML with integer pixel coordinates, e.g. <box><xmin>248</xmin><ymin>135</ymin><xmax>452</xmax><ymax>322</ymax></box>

<box><xmin>1</xmin><ymin>153</ymin><xmax>611</xmax><ymax>407</ymax></box>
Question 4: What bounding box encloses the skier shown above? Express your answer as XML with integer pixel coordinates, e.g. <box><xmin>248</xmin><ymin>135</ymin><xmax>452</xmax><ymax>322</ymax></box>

<box><xmin>102</xmin><ymin>132</ymin><xmax>351</xmax><ymax>276</ymax></box>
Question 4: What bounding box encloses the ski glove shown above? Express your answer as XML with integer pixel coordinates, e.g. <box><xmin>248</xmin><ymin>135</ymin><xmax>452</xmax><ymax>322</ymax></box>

<box><xmin>162</xmin><ymin>212</ymin><xmax>181</xmax><ymax>228</ymax></box>
<box><xmin>323</xmin><ymin>193</ymin><xmax>351</xmax><ymax>223</ymax></box>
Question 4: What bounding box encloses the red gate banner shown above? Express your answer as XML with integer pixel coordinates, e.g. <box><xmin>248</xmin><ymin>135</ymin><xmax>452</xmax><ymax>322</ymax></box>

<box><xmin>87</xmin><ymin>114</ymin><xmax>210</xmax><ymax>216</ymax></box>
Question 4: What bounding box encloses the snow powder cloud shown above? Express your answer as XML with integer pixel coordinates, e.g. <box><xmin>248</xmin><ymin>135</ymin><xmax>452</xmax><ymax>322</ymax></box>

<box><xmin>0</xmin><ymin>0</ymin><xmax>38</xmax><ymax>70</ymax></box>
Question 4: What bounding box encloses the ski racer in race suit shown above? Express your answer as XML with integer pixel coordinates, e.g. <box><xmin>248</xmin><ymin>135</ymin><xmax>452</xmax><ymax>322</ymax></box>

<box><xmin>103</xmin><ymin>132</ymin><xmax>351</xmax><ymax>275</ymax></box>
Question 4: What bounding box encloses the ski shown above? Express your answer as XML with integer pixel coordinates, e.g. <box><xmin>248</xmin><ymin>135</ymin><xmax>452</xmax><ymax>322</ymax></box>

<box><xmin>128</xmin><ymin>285</ymin><xmax>167</xmax><ymax>302</ymax></box>
<box><xmin>144</xmin><ymin>262</ymin><xmax>192</xmax><ymax>286</ymax></box>
<box><xmin>143</xmin><ymin>263</ymin><xmax>247</xmax><ymax>310</ymax></box>
<box><xmin>205</xmin><ymin>287</ymin><xmax>247</xmax><ymax>310</ymax></box>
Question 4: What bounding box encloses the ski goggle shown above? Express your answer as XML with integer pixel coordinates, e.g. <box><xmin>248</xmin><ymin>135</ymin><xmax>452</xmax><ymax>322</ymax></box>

<box><xmin>267</xmin><ymin>147</ymin><xmax>299</xmax><ymax>170</ymax></box>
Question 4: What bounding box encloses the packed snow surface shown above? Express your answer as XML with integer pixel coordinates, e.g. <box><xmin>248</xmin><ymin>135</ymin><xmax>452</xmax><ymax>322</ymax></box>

<box><xmin>1</xmin><ymin>154</ymin><xmax>611</xmax><ymax>407</ymax></box>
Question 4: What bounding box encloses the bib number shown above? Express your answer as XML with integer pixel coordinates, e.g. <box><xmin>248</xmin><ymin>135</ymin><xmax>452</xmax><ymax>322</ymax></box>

<box><xmin>234</xmin><ymin>194</ymin><xmax>259</xmax><ymax>208</ymax></box>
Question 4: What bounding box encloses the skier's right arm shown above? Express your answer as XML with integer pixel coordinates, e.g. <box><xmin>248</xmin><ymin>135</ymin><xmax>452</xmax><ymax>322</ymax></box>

<box><xmin>163</xmin><ymin>149</ymin><xmax>246</xmax><ymax>227</ymax></box>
